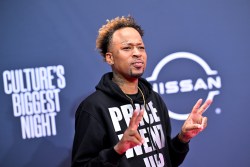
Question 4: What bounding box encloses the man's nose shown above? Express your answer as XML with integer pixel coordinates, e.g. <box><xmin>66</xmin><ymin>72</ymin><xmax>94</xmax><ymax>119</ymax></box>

<box><xmin>132</xmin><ymin>47</ymin><xmax>142</xmax><ymax>57</ymax></box>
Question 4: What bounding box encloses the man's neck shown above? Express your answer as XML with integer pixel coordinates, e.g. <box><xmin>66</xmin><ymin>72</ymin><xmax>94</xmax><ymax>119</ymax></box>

<box><xmin>112</xmin><ymin>74</ymin><xmax>138</xmax><ymax>94</ymax></box>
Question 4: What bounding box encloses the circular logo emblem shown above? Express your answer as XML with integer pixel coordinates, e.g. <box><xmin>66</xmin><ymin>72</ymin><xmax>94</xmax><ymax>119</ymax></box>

<box><xmin>147</xmin><ymin>52</ymin><xmax>221</xmax><ymax>120</ymax></box>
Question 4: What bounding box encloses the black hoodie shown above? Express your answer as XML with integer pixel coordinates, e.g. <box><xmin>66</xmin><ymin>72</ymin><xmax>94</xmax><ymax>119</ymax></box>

<box><xmin>72</xmin><ymin>72</ymin><xmax>189</xmax><ymax>167</ymax></box>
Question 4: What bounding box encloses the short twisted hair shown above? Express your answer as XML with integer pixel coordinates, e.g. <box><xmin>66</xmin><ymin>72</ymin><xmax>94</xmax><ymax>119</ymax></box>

<box><xmin>96</xmin><ymin>16</ymin><xmax>144</xmax><ymax>59</ymax></box>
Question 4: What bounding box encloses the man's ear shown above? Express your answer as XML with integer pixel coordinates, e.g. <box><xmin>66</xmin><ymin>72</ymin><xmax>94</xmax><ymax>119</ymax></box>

<box><xmin>105</xmin><ymin>52</ymin><xmax>114</xmax><ymax>65</ymax></box>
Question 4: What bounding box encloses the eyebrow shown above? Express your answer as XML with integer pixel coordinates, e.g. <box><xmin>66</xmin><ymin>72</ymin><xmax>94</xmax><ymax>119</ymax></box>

<box><xmin>120</xmin><ymin>41</ymin><xmax>144</xmax><ymax>46</ymax></box>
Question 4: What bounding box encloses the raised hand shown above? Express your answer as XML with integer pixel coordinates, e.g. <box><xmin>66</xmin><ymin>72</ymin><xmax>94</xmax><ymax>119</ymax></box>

<box><xmin>114</xmin><ymin>109</ymin><xmax>144</xmax><ymax>154</ymax></box>
<box><xmin>178</xmin><ymin>99</ymin><xmax>213</xmax><ymax>143</ymax></box>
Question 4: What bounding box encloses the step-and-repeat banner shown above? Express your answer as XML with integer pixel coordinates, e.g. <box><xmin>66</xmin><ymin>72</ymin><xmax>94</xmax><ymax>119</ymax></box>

<box><xmin>1</xmin><ymin>0</ymin><xmax>250</xmax><ymax>167</ymax></box>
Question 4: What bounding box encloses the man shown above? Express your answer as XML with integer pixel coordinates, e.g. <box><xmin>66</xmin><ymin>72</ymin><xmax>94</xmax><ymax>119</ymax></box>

<box><xmin>71</xmin><ymin>16</ymin><xmax>212</xmax><ymax>167</ymax></box>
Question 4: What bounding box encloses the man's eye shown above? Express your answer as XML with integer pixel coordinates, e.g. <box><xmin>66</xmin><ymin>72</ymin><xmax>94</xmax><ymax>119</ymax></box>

<box><xmin>123</xmin><ymin>47</ymin><xmax>131</xmax><ymax>50</ymax></box>
<box><xmin>138</xmin><ymin>46</ymin><xmax>145</xmax><ymax>50</ymax></box>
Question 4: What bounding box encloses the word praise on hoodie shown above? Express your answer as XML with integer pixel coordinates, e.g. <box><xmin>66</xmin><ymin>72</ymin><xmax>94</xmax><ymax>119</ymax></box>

<box><xmin>109</xmin><ymin>101</ymin><xmax>166</xmax><ymax>167</ymax></box>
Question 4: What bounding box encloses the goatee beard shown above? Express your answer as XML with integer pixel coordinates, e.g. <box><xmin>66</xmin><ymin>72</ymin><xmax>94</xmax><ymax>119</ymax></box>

<box><xmin>130</xmin><ymin>69</ymin><xmax>144</xmax><ymax>78</ymax></box>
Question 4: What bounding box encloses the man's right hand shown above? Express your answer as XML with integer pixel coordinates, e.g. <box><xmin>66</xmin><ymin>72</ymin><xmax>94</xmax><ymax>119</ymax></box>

<box><xmin>114</xmin><ymin>109</ymin><xmax>144</xmax><ymax>154</ymax></box>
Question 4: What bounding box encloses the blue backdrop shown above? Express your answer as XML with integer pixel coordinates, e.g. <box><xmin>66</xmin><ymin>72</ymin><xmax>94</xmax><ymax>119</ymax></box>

<box><xmin>1</xmin><ymin>0</ymin><xmax>250</xmax><ymax>167</ymax></box>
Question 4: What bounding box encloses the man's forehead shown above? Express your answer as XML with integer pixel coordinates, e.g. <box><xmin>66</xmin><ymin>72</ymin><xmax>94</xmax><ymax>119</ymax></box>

<box><xmin>120</xmin><ymin>40</ymin><xmax>143</xmax><ymax>45</ymax></box>
<box><xmin>111</xmin><ymin>39</ymin><xmax>144</xmax><ymax>45</ymax></box>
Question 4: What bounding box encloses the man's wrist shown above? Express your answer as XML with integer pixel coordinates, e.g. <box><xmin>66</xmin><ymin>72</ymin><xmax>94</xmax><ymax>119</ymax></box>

<box><xmin>114</xmin><ymin>144</ymin><xmax>124</xmax><ymax>155</ymax></box>
<box><xmin>178</xmin><ymin>132</ymin><xmax>190</xmax><ymax>143</ymax></box>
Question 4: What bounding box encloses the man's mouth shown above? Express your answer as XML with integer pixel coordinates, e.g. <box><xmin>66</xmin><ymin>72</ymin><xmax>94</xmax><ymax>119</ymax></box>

<box><xmin>132</xmin><ymin>61</ymin><xmax>144</xmax><ymax>68</ymax></box>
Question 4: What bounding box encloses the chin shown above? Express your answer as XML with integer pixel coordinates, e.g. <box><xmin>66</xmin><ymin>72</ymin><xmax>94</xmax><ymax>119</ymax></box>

<box><xmin>129</xmin><ymin>68</ymin><xmax>145</xmax><ymax>78</ymax></box>
<box><xmin>130</xmin><ymin>72</ymin><xmax>144</xmax><ymax>78</ymax></box>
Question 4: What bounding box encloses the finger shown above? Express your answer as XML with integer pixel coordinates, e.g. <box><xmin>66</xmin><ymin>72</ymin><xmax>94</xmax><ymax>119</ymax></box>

<box><xmin>126</xmin><ymin>130</ymin><xmax>144</xmax><ymax>145</ymax></box>
<box><xmin>134</xmin><ymin>109</ymin><xmax>144</xmax><ymax>127</ymax></box>
<box><xmin>129</xmin><ymin>110</ymin><xmax>139</xmax><ymax>129</ymax></box>
<box><xmin>129</xmin><ymin>109</ymin><xmax>144</xmax><ymax>130</ymax></box>
<box><xmin>128</xmin><ymin>136</ymin><xmax>143</xmax><ymax>146</ymax></box>
<box><xmin>184</xmin><ymin>124</ymin><xmax>203</xmax><ymax>131</ymax></box>
<box><xmin>191</xmin><ymin>99</ymin><xmax>203</xmax><ymax>114</ymax></box>
<box><xmin>198</xmin><ymin>99</ymin><xmax>213</xmax><ymax>114</ymax></box>
<box><xmin>132</xmin><ymin>131</ymin><xmax>144</xmax><ymax>145</ymax></box>
<box><xmin>201</xmin><ymin>117</ymin><xmax>208</xmax><ymax>129</ymax></box>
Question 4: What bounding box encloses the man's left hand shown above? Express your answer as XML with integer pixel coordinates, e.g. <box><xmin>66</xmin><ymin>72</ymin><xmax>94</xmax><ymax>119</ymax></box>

<box><xmin>178</xmin><ymin>99</ymin><xmax>213</xmax><ymax>143</ymax></box>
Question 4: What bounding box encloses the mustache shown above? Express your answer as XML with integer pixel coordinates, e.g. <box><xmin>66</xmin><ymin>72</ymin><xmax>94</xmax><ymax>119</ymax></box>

<box><xmin>131</xmin><ymin>59</ymin><xmax>144</xmax><ymax>64</ymax></box>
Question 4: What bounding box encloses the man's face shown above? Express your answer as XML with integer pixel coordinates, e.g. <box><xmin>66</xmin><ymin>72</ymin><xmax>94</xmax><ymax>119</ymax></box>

<box><xmin>106</xmin><ymin>27</ymin><xmax>147</xmax><ymax>80</ymax></box>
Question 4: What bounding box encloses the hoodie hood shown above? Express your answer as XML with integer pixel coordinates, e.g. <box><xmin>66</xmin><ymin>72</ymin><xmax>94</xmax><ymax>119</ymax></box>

<box><xmin>95</xmin><ymin>72</ymin><xmax>152</xmax><ymax>104</ymax></box>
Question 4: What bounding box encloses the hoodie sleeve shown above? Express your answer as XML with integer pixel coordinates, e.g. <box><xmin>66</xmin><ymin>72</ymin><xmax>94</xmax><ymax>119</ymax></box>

<box><xmin>71</xmin><ymin>105</ymin><xmax>124</xmax><ymax>167</ymax></box>
<box><xmin>168</xmin><ymin>134</ymin><xmax>189</xmax><ymax>167</ymax></box>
